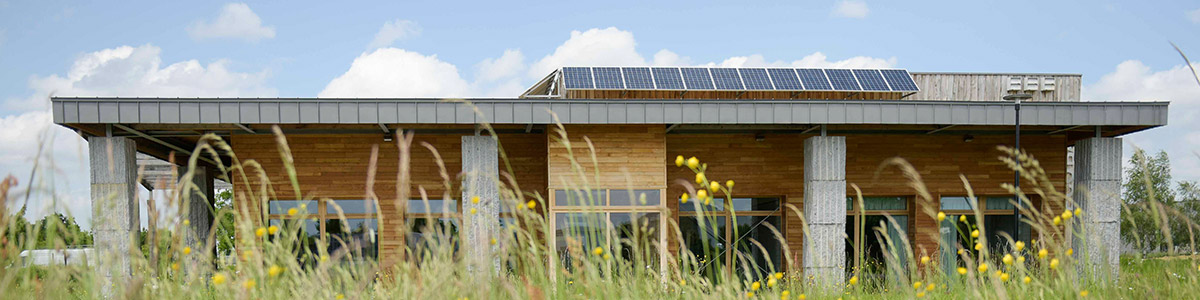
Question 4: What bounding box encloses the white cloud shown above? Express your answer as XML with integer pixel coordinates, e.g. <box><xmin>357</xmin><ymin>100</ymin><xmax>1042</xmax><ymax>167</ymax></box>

<box><xmin>475</xmin><ymin>49</ymin><xmax>525</xmax><ymax>82</ymax></box>
<box><xmin>706</xmin><ymin>52</ymin><xmax>895</xmax><ymax>69</ymax></box>
<box><xmin>368</xmin><ymin>19</ymin><xmax>420</xmax><ymax>50</ymax></box>
<box><xmin>187</xmin><ymin>3</ymin><xmax>275</xmax><ymax>42</ymax></box>
<box><xmin>832</xmin><ymin>0</ymin><xmax>870</xmax><ymax>19</ymax></box>
<box><xmin>1188</xmin><ymin>9</ymin><xmax>1200</xmax><ymax>24</ymax></box>
<box><xmin>6</xmin><ymin>44</ymin><xmax>275</xmax><ymax>112</ymax></box>
<box><xmin>0</xmin><ymin>44</ymin><xmax>274</xmax><ymax>228</ymax></box>
<box><xmin>319</xmin><ymin>48</ymin><xmax>472</xmax><ymax>98</ymax></box>
<box><xmin>528</xmin><ymin>27</ymin><xmax>647</xmax><ymax>78</ymax></box>
<box><xmin>1084</xmin><ymin>60</ymin><xmax>1200</xmax><ymax>183</ymax></box>
<box><xmin>651</xmin><ymin>49</ymin><xmax>692</xmax><ymax>66</ymax></box>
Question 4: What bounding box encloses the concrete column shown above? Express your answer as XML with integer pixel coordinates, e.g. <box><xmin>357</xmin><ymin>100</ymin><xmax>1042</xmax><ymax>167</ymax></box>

<box><xmin>181</xmin><ymin>165</ymin><xmax>214</xmax><ymax>272</ymax></box>
<box><xmin>89</xmin><ymin>136</ymin><xmax>139</xmax><ymax>293</ymax></box>
<box><xmin>461</xmin><ymin>136</ymin><xmax>500</xmax><ymax>274</ymax></box>
<box><xmin>803</xmin><ymin>136</ymin><xmax>847</xmax><ymax>287</ymax></box>
<box><xmin>1072</xmin><ymin>137</ymin><xmax>1121</xmax><ymax>281</ymax></box>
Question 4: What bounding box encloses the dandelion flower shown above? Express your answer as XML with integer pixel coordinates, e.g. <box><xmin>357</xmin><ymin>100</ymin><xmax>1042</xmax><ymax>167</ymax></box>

<box><xmin>287</xmin><ymin>208</ymin><xmax>298</xmax><ymax>216</ymax></box>
<box><xmin>747</xmin><ymin>292</ymin><xmax>755</xmax><ymax>298</ymax></box>
<box><xmin>1018</xmin><ymin>256</ymin><xmax>1026</xmax><ymax>263</ymax></box>
<box><xmin>781</xmin><ymin>290</ymin><xmax>790</xmax><ymax>299</ymax></box>
<box><xmin>268</xmin><ymin>225</ymin><xmax>279</xmax><ymax>235</ymax></box>
<box><xmin>971</xmin><ymin>229</ymin><xmax>980</xmax><ymax>238</ymax></box>
<box><xmin>1053</xmin><ymin>216</ymin><xmax>1062</xmax><ymax>226</ymax></box>
<box><xmin>696</xmin><ymin>173</ymin><xmax>706</xmax><ymax>184</ymax></box>
<box><xmin>336</xmin><ymin>294</ymin><xmax>345</xmax><ymax>300</ymax></box>
<box><xmin>975</xmin><ymin>243</ymin><xmax>983</xmax><ymax>251</ymax></box>
<box><xmin>926</xmin><ymin>283</ymin><xmax>934</xmax><ymax>291</ymax></box>
<box><xmin>675</xmin><ymin>155</ymin><xmax>685</xmax><ymax>167</ymax></box>
<box><xmin>1066</xmin><ymin>248</ymin><xmax>1074</xmax><ymax>256</ymax></box>
<box><xmin>268</xmin><ymin>265</ymin><xmax>283</xmax><ymax>277</ymax></box>
<box><xmin>1062</xmin><ymin>210</ymin><xmax>1073</xmax><ymax>220</ymax></box>
<box><xmin>526</xmin><ymin>201</ymin><xmax>537</xmax><ymax>209</ymax></box>
<box><xmin>687</xmin><ymin>157</ymin><xmax>699</xmax><ymax>168</ymax></box>
<box><xmin>1003</xmin><ymin>254</ymin><xmax>1014</xmax><ymax>265</ymax></box>
<box><xmin>1038</xmin><ymin>249</ymin><xmax>1048</xmax><ymax>259</ymax></box>
<box><xmin>1023</xmin><ymin>276</ymin><xmax>1031</xmax><ymax>284</ymax></box>
<box><xmin>920</xmin><ymin>256</ymin><xmax>930</xmax><ymax>264</ymax></box>
<box><xmin>242</xmin><ymin>279</ymin><xmax>256</xmax><ymax>289</ymax></box>
<box><xmin>726</xmin><ymin>180</ymin><xmax>735</xmax><ymax>188</ymax></box>
<box><xmin>697</xmin><ymin>190</ymin><xmax>708</xmax><ymax>199</ymax></box>
<box><xmin>470</xmin><ymin>208</ymin><xmax>477</xmax><ymax>215</ymax></box>
<box><xmin>1080</xmin><ymin>290</ymin><xmax>1089</xmax><ymax>297</ymax></box>
<box><xmin>256</xmin><ymin>227</ymin><xmax>267</xmax><ymax>237</ymax></box>
<box><xmin>183</xmin><ymin>219</ymin><xmax>190</xmax><ymax>226</ymax></box>
<box><xmin>603</xmin><ymin>253</ymin><xmax>611</xmax><ymax>260</ymax></box>
<box><xmin>849</xmin><ymin>275</ymin><xmax>859</xmax><ymax>285</ymax></box>
<box><xmin>1075</xmin><ymin>208</ymin><xmax>1083</xmax><ymax>216</ymax></box>
<box><xmin>490</xmin><ymin>238</ymin><xmax>497</xmax><ymax>245</ymax></box>
<box><xmin>957</xmin><ymin>249</ymin><xmax>965</xmax><ymax>255</ymax></box>
<box><xmin>999</xmin><ymin>273</ymin><xmax>1010</xmax><ymax>282</ymax></box>
<box><xmin>978</xmin><ymin>263</ymin><xmax>989</xmax><ymax>273</ymax></box>
<box><xmin>916</xmin><ymin>292</ymin><xmax>925</xmax><ymax>298</ymax></box>
<box><xmin>212</xmin><ymin>273</ymin><xmax>227</xmax><ymax>285</ymax></box>
<box><xmin>242</xmin><ymin>250</ymin><xmax>254</xmax><ymax>260</ymax></box>
<box><xmin>593</xmin><ymin>247</ymin><xmax>604</xmax><ymax>256</ymax></box>
<box><xmin>681</xmin><ymin>193</ymin><xmax>690</xmax><ymax>203</ymax></box>
<box><xmin>1049</xmin><ymin>258</ymin><xmax>1060</xmax><ymax>269</ymax></box>
<box><xmin>680</xmin><ymin>279</ymin><xmax>686</xmax><ymax>286</ymax></box>
<box><xmin>913</xmin><ymin>281</ymin><xmax>922</xmax><ymax>289</ymax></box>
<box><xmin>709</xmin><ymin>181</ymin><xmax>721</xmax><ymax>192</ymax></box>
<box><xmin>767</xmin><ymin>278</ymin><xmax>777</xmax><ymax>287</ymax></box>
<box><xmin>171</xmin><ymin>262</ymin><xmax>180</xmax><ymax>271</ymax></box>
<box><xmin>774</xmin><ymin>272</ymin><xmax>784</xmax><ymax>280</ymax></box>
<box><xmin>471</xmin><ymin>196</ymin><xmax>480</xmax><ymax>204</ymax></box>
<box><xmin>937</xmin><ymin>212</ymin><xmax>946</xmax><ymax>222</ymax></box>
<box><xmin>749</xmin><ymin>281</ymin><xmax>761</xmax><ymax>291</ymax></box>
<box><xmin>959</xmin><ymin>215</ymin><xmax>967</xmax><ymax>222</ymax></box>
<box><xmin>1014</xmin><ymin>241</ymin><xmax>1025</xmax><ymax>251</ymax></box>
<box><xmin>320</xmin><ymin>255</ymin><xmax>329</xmax><ymax>262</ymax></box>
<box><xmin>798</xmin><ymin>293</ymin><xmax>806</xmax><ymax>300</ymax></box>
<box><xmin>183</xmin><ymin>247</ymin><xmax>192</xmax><ymax>255</ymax></box>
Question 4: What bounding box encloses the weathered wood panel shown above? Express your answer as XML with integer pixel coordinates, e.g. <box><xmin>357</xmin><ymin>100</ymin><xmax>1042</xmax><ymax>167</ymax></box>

<box><xmin>547</xmin><ymin>125</ymin><xmax>667</xmax><ymax>189</ymax></box>
<box><xmin>909</xmin><ymin>73</ymin><xmax>1081</xmax><ymax>102</ymax></box>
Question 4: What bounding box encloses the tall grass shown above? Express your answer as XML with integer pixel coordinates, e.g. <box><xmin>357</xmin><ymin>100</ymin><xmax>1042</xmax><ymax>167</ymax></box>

<box><xmin>2</xmin><ymin>112</ymin><xmax>1199</xmax><ymax>299</ymax></box>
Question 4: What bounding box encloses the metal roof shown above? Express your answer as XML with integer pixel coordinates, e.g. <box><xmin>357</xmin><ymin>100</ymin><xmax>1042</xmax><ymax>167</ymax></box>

<box><xmin>52</xmin><ymin>97</ymin><xmax>1168</xmax><ymax>127</ymax></box>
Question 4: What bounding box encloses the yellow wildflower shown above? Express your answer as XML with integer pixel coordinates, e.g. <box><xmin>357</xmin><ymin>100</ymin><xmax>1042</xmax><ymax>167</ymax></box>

<box><xmin>470</xmin><ymin>208</ymin><xmax>477</xmax><ymax>215</ymax></box>
<box><xmin>1066</xmin><ymin>248</ymin><xmax>1074</xmax><ymax>255</ymax></box>
<box><xmin>675</xmin><ymin>155</ymin><xmax>685</xmax><ymax>167</ymax></box>
<box><xmin>798</xmin><ymin>293</ymin><xmax>806</xmax><ymax>300</ymax></box>
<box><xmin>256</xmin><ymin>227</ymin><xmax>267</xmax><ymax>237</ymax></box>
<box><xmin>751</xmin><ymin>281</ymin><xmax>761</xmax><ymax>291</ymax></box>
<box><xmin>975</xmin><ymin>243</ymin><xmax>983</xmax><ymax>251</ymax></box>
<box><xmin>681</xmin><ymin>193</ymin><xmax>690</xmax><ymax>203</ymax></box>
<box><xmin>1038</xmin><ymin>249</ymin><xmax>1048</xmax><ymax>259</ymax></box>
<box><xmin>726</xmin><ymin>180</ymin><xmax>735</xmax><ymax>188</ymax></box>
<box><xmin>957</xmin><ymin>249</ymin><xmax>965</xmax><ymax>255</ymax></box>
<box><xmin>937</xmin><ymin>212</ymin><xmax>946</xmax><ymax>221</ymax></box>
<box><xmin>999</xmin><ymin>273</ymin><xmax>1010</xmax><ymax>282</ymax></box>
<box><xmin>781</xmin><ymin>290</ymin><xmax>790</xmax><ymax>299</ymax></box>
<box><xmin>1080</xmin><ymin>290</ymin><xmax>1089</xmax><ymax>297</ymax></box>
<box><xmin>471</xmin><ymin>196</ymin><xmax>480</xmax><ymax>204</ymax></box>
<box><xmin>697</xmin><ymin>190</ymin><xmax>708</xmax><ymax>199</ymax></box>
<box><xmin>1075</xmin><ymin>208</ymin><xmax>1083</xmax><ymax>216</ymax></box>
<box><xmin>849</xmin><ymin>275</ymin><xmax>859</xmax><ymax>285</ymax></box>
<box><xmin>920</xmin><ymin>256</ymin><xmax>930</xmax><ymax>264</ymax></box>
<box><xmin>1014</xmin><ymin>241</ymin><xmax>1025</xmax><ymax>251</ymax></box>
<box><xmin>1049</xmin><ymin>258</ymin><xmax>1060</xmax><ymax>269</ymax></box>
<box><xmin>767</xmin><ymin>278</ymin><xmax>777</xmax><ymax>287</ymax></box>
<box><xmin>913</xmin><ymin>281</ymin><xmax>922</xmax><ymax>289</ymax></box>
<box><xmin>171</xmin><ymin>262</ymin><xmax>180</xmax><ymax>271</ymax></box>
<box><xmin>747</xmin><ymin>292</ymin><xmax>755</xmax><ymax>298</ymax></box>
<box><xmin>774</xmin><ymin>272</ymin><xmax>784</xmax><ymax>280</ymax></box>
<box><xmin>526</xmin><ymin>200</ymin><xmax>537</xmax><ymax>209</ymax></box>
<box><xmin>268</xmin><ymin>225</ymin><xmax>279</xmax><ymax>235</ymax></box>
<box><xmin>687</xmin><ymin>157</ymin><xmax>699</xmax><ymax>169</ymax></box>
<box><xmin>709</xmin><ymin>181</ymin><xmax>721</xmax><ymax>193</ymax></box>
<box><xmin>211</xmin><ymin>273</ymin><xmax>227</xmax><ymax>285</ymax></box>
<box><xmin>603</xmin><ymin>253</ymin><xmax>611</xmax><ymax>260</ymax></box>
<box><xmin>242</xmin><ymin>250</ymin><xmax>253</xmax><ymax>260</ymax></box>
<box><xmin>916</xmin><ymin>292</ymin><xmax>925</xmax><ymax>298</ymax></box>
<box><xmin>1023</xmin><ymin>276</ymin><xmax>1031</xmax><ymax>284</ymax></box>
<box><xmin>1053</xmin><ymin>216</ymin><xmax>1062</xmax><ymax>226</ymax></box>
<box><xmin>1003</xmin><ymin>254</ymin><xmax>1014</xmax><ymax>265</ymax></box>
<box><xmin>680</xmin><ymin>279</ymin><xmax>686</xmax><ymax>286</ymax></box>
<box><xmin>978</xmin><ymin>263</ymin><xmax>989</xmax><ymax>273</ymax></box>
<box><xmin>971</xmin><ymin>229</ymin><xmax>980</xmax><ymax>238</ymax></box>
<box><xmin>490</xmin><ymin>238</ymin><xmax>497</xmax><ymax>245</ymax></box>
<box><xmin>320</xmin><ymin>255</ymin><xmax>329</xmax><ymax>262</ymax></box>
<box><xmin>287</xmin><ymin>208</ymin><xmax>298</xmax><ymax>216</ymax></box>
<box><xmin>183</xmin><ymin>219</ymin><xmax>190</xmax><ymax>225</ymax></box>
<box><xmin>336</xmin><ymin>294</ymin><xmax>345</xmax><ymax>300</ymax></box>
<box><xmin>242</xmin><ymin>279</ymin><xmax>255</xmax><ymax>289</ymax></box>
<box><xmin>268</xmin><ymin>265</ymin><xmax>283</xmax><ymax>277</ymax></box>
<box><xmin>1062</xmin><ymin>210</ymin><xmax>1073</xmax><ymax>220</ymax></box>
<box><xmin>959</xmin><ymin>215</ymin><xmax>967</xmax><ymax>222</ymax></box>
<box><xmin>593</xmin><ymin>247</ymin><xmax>604</xmax><ymax>256</ymax></box>
<box><xmin>1018</xmin><ymin>256</ymin><xmax>1026</xmax><ymax>263</ymax></box>
<box><xmin>696</xmin><ymin>173</ymin><xmax>706</xmax><ymax>184</ymax></box>
<box><xmin>182</xmin><ymin>247</ymin><xmax>192</xmax><ymax>255</ymax></box>
<box><xmin>926</xmin><ymin>283</ymin><xmax>934</xmax><ymax>291</ymax></box>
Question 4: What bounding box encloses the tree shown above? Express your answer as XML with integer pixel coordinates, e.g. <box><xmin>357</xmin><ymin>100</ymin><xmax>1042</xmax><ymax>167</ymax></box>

<box><xmin>213</xmin><ymin>189</ymin><xmax>236</xmax><ymax>256</ymax></box>
<box><xmin>1121</xmin><ymin>149</ymin><xmax>1175</xmax><ymax>253</ymax></box>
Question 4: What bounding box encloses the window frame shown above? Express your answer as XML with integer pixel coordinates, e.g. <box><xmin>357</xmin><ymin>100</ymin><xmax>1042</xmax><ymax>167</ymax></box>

<box><xmin>266</xmin><ymin>199</ymin><xmax>382</xmax><ymax>260</ymax></box>
<box><xmin>548</xmin><ymin>188</ymin><xmax>668</xmax><ymax>273</ymax></box>
<box><xmin>677</xmin><ymin>195</ymin><xmax>788</xmax><ymax>273</ymax></box>
<box><xmin>844</xmin><ymin>195</ymin><xmax>912</xmax><ymax>271</ymax></box>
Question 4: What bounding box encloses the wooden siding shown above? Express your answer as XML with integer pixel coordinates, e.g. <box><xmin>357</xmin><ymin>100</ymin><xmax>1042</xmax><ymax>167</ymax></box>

<box><xmin>547</xmin><ymin>125</ymin><xmax>667</xmax><ymax>189</ymax></box>
<box><xmin>229</xmin><ymin>131</ymin><xmax>547</xmax><ymax>265</ymax></box>
<box><xmin>666</xmin><ymin>133</ymin><xmax>1067</xmax><ymax>269</ymax></box>
<box><xmin>909</xmin><ymin>73</ymin><xmax>1081</xmax><ymax>102</ymax></box>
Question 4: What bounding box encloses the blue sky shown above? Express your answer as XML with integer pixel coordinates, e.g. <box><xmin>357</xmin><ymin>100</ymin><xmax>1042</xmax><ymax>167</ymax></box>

<box><xmin>2</xmin><ymin>0</ymin><xmax>1199</xmax><ymax>227</ymax></box>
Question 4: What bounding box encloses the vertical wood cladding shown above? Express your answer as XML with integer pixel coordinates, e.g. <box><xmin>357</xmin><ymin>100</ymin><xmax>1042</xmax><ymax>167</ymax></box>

<box><xmin>547</xmin><ymin>125</ymin><xmax>667</xmax><ymax>189</ymax></box>
<box><xmin>229</xmin><ymin>131</ymin><xmax>547</xmax><ymax>264</ymax></box>
<box><xmin>666</xmin><ymin>134</ymin><xmax>1067</xmax><ymax>269</ymax></box>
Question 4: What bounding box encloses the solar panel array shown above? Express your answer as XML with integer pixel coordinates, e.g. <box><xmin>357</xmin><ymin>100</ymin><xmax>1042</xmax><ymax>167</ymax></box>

<box><xmin>560</xmin><ymin>67</ymin><xmax>918</xmax><ymax>92</ymax></box>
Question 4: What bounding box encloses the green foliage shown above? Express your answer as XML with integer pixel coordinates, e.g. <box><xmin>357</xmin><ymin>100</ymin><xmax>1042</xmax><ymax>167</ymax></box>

<box><xmin>1120</xmin><ymin>149</ymin><xmax>1200</xmax><ymax>254</ymax></box>
<box><xmin>214</xmin><ymin>189</ymin><xmax>236</xmax><ymax>256</ymax></box>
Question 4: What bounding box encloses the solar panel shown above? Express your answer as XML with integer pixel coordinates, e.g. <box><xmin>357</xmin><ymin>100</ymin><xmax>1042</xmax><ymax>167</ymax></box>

<box><xmin>767</xmin><ymin>69</ymin><xmax>802</xmax><ymax>90</ymax></box>
<box><xmin>825</xmin><ymin>69</ymin><xmax>861</xmax><ymax>91</ymax></box>
<box><xmin>739</xmin><ymin>68</ymin><xmax>774</xmax><ymax>90</ymax></box>
<box><xmin>880</xmin><ymin>69</ymin><xmax>919</xmax><ymax>91</ymax></box>
<box><xmin>681</xmin><ymin>68</ymin><xmax>715</xmax><ymax>90</ymax></box>
<box><xmin>651</xmin><ymin>67</ymin><xmax>684</xmax><ymax>90</ymax></box>
<box><xmin>710</xmin><ymin>68</ymin><xmax>744</xmax><ymax>90</ymax></box>
<box><xmin>621</xmin><ymin>67</ymin><xmax>655</xmax><ymax>89</ymax></box>
<box><xmin>796</xmin><ymin>69</ymin><xmax>832</xmax><ymax>90</ymax></box>
<box><xmin>852</xmin><ymin>69</ymin><xmax>890</xmax><ymax>91</ymax></box>
<box><xmin>592</xmin><ymin>67</ymin><xmax>624</xmax><ymax>89</ymax></box>
<box><xmin>562</xmin><ymin>67</ymin><xmax>594</xmax><ymax>89</ymax></box>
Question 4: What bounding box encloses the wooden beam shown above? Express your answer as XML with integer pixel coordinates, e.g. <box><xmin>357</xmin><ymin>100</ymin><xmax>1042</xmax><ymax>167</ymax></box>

<box><xmin>1046</xmin><ymin>125</ymin><xmax>1085</xmax><ymax>135</ymax></box>
<box><xmin>665</xmin><ymin>124</ymin><xmax>681</xmax><ymax>133</ymax></box>
<box><xmin>234</xmin><ymin>123</ymin><xmax>256</xmax><ymax>134</ymax></box>
<box><xmin>113</xmin><ymin>124</ymin><xmax>218</xmax><ymax>166</ymax></box>
<box><xmin>925</xmin><ymin>125</ymin><xmax>956</xmax><ymax>135</ymax></box>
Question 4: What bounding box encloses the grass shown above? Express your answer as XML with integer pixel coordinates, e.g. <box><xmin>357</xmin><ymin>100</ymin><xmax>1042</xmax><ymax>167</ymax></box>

<box><xmin>2</xmin><ymin>117</ymin><xmax>1199</xmax><ymax>300</ymax></box>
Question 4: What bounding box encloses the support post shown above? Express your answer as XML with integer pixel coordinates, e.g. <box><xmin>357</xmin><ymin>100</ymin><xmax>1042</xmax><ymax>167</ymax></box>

<box><xmin>461</xmin><ymin>136</ymin><xmax>500</xmax><ymax>274</ymax></box>
<box><xmin>1072</xmin><ymin>137</ymin><xmax>1121</xmax><ymax>281</ymax></box>
<box><xmin>803</xmin><ymin>136</ymin><xmax>847</xmax><ymax>287</ymax></box>
<box><xmin>89</xmin><ymin>136</ymin><xmax>139</xmax><ymax>295</ymax></box>
<box><xmin>181</xmin><ymin>165</ymin><xmax>215</xmax><ymax>273</ymax></box>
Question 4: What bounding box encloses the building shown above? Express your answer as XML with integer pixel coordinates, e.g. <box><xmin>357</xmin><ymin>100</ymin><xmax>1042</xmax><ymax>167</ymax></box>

<box><xmin>52</xmin><ymin>67</ymin><xmax>1166</xmax><ymax>284</ymax></box>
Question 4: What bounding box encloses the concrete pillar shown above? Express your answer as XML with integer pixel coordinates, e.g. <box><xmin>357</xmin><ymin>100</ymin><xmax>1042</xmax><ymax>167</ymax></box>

<box><xmin>1072</xmin><ymin>137</ymin><xmax>1121</xmax><ymax>281</ymax></box>
<box><xmin>181</xmin><ymin>165</ymin><xmax>214</xmax><ymax>272</ymax></box>
<box><xmin>89</xmin><ymin>136</ymin><xmax>139</xmax><ymax>293</ymax></box>
<box><xmin>802</xmin><ymin>136</ymin><xmax>847</xmax><ymax>287</ymax></box>
<box><xmin>461</xmin><ymin>136</ymin><xmax>500</xmax><ymax>274</ymax></box>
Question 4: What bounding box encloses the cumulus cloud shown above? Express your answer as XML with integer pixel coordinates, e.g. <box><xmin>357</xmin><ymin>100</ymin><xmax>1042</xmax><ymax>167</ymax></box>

<box><xmin>6</xmin><ymin>44</ymin><xmax>275</xmax><ymax>111</ymax></box>
<box><xmin>319</xmin><ymin>48</ymin><xmax>472</xmax><ymax>98</ymax></box>
<box><xmin>187</xmin><ymin>3</ymin><xmax>276</xmax><ymax>42</ymax></box>
<box><xmin>0</xmin><ymin>44</ymin><xmax>274</xmax><ymax>228</ymax></box>
<box><xmin>1084</xmin><ymin>60</ymin><xmax>1200</xmax><ymax>182</ymax></box>
<box><xmin>368</xmin><ymin>19</ymin><xmax>420</xmax><ymax>50</ymax></box>
<box><xmin>528</xmin><ymin>27</ymin><xmax>647</xmax><ymax>78</ymax></box>
<box><xmin>475</xmin><ymin>49</ymin><xmax>525</xmax><ymax>82</ymax></box>
<box><xmin>832</xmin><ymin>0</ymin><xmax>870</xmax><ymax>19</ymax></box>
<box><xmin>1188</xmin><ymin>9</ymin><xmax>1200</xmax><ymax>24</ymax></box>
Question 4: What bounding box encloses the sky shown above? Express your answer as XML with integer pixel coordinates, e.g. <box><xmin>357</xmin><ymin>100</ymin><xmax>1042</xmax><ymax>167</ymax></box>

<box><xmin>2</xmin><ymin>0</ymin><xmax>1199</xmax><ymax>229</ymax></box>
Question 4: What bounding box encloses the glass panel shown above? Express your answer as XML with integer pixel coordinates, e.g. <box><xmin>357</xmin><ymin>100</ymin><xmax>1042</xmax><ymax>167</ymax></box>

<box><xmin>940</xmin><ymin>196</ymin><xmax>974</xmax><ymax>211</ymax></box>
<box><xmin>408</xmin><ymin>217</ymin><xmax>459</xmax><ymax>258</ymax></box>
<box><xmin>554</xmin><ymin>213</ymin><xmax>607</xmax><ymax>271</ymax></box>
<box><xmin>327</xmin><ymin>199</ymin><xmax>375</xmax><ymax>214</ymax></box>
<box><xmin>268</xmin><ymin>200</ymin><xmax>318</xmax><ymax>215</ymax></box>
<box><xmin>270</xmin><ymin>218</ymin><xmax>321</xmax><ymax>263</ymax></box>
<box><xmin>610</xmin><ymin>213</ymin><xmax>661</xmax><ymax>269</ymax></box>
<box><xmin>984</xmin><ymin>215</ymin><xmax>1017</xmax><ymax>254</ymax></box>
<box><xmin>610</xmin><ymin>189</ymin><xmax>661</xmax><ymax>206</ymax></box>
<box><xmin>849</xmin><ymin>215</ymin><xmax>909</xmax><ymax>279</ymax></box>
<box><xmin>680</xmin><ymin>216</ymin><xmax>727</xmax><ymax>281</ymax></box>
<box><xmin>848</xmin><ymin>197</ymin><xmax>907</xmax><ymax>211</ymax></box>
<box><xmin>734</xmin><ymin>216</ymin><xmax>783</xmax><ymax>279</ymax></box>
<box><xmin>407</xmin><ymin>199</ymin><xmax>457</xmax><ymax>213</ymax></box>
<box><xmin>323</xmin><ymin>218</ymin><xmax>378</xmax><ymax>260</ymax></box>
<box><xmin>731</xmin><ymin>197</ymin><xmax>780</xmax><ymax>212</ymax></box>
<box><xmin>554</xmin><ymin>189</ymin><xmax>607</xmax><ymax>206</ymax></box>
<box><xmin>680</xmin><ymin>194</ymin><xmax>725</xmax><ymax>212</ymax></box>
<box><xmin>986</xmin><ymin>197</ymin><xmax>1016</xmax><ymax>210</ymax></box>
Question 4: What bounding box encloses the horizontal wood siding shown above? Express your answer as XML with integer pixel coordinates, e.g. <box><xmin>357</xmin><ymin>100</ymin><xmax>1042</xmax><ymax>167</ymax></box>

<box><xmin>909</xmin><ymin>73</ymin><xmax>1081</xmax><ymax>102</ymax></box>
<box><xmin>547</xmin><ymin>125</ymin><xmax>667</xmax><ymax>189</ymax></box>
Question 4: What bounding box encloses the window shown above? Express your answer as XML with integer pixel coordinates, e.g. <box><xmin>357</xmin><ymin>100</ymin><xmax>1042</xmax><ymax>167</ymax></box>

<box><xmin>937</xmin><ymin>196</ymin><xmax>1030</xmax><ymax>270</ymax></box>
<box><xmin>267</xmin><ymin>199</ymin><xmax>379</xmax><ymax>262</ymax></box>
<box><xmin>680</xmin><ymin>196</ymin><xmax>785</xmax><ymax>280</ymax></box>
<box><xmin>550</xmin><ymin>189</ymin><xmax>665</xmax><ymax>273</ymax></box>
<box><xmin>404</xmin><ymin>198</ymin><xmax>461</xmax><ymax>260</ymax></box>
<box><xmin>845</xmin><ymin>196</ymin><xmax>909</xmax><ymax>280</ymax></box>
